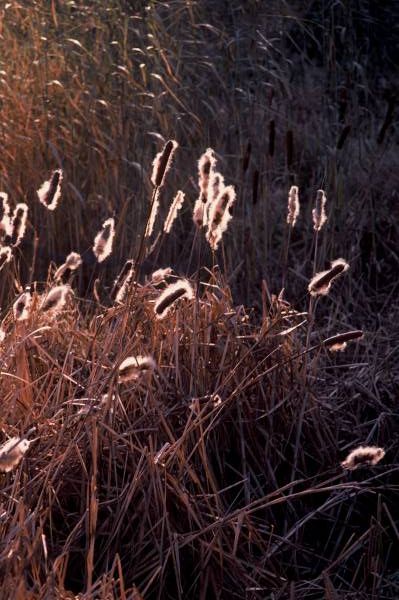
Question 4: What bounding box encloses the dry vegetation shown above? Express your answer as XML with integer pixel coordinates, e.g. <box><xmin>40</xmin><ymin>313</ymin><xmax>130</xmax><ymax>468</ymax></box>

<box><xmin>0</xmin><ymin>1</ymin><xmax>398</xmax><ymax>599</ymax></box>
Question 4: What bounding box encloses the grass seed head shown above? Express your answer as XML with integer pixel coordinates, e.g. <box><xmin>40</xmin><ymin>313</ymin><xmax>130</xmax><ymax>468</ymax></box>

<box><xmin>93</xmin><ymin>217</ymin><xmax>115</xmax><ymax>263</ymax></box>
<box><xmin>164</xmin><ymin>190</ymin><xmax>185</xmax><ymax>234</ymax></box>
<box><xmin>13</xmin><ymin>291</ymin><xmax>32</xmax><ymax>321</ymax></box>
<box><xmin>323</xmin><ymin>330</ymin><xmax>363</xmax><ymax>351</ymax></box>
<box><xmin>312</xmin><ymin>189</ymin><xmax>327</xmax><ymax>231</ymax></box>
<box><xmin>37</xmin><ymin>169</ymin><xmax>63</xmax><ymax>210</ymax></box>
<box><xmin>308</xmin><ymin>258</ymin><xmax>349</xmax><ymax>296</ymax></box>
<box><xmin>151</xmin><ymin>140</ymin><xmax>178</xmax><ymax>188</ymax></box>
<box><xmin>11</xmin><ymin>203</ymin><xmax>28</xmax><ymax>247</ymax></box>
<box><xmin>341</xmin><ymin>446</ymin><xmax>385</xmax><ymax>470</ymax></box>
<box><xmin>0</xmin><ymin>246</ymin><xmax>12</xmax><ymax>272</ymax></box>
<box><xmin>0</xmin><ymin>437</ymin><xmax>30</xmax><ymax>473</ymax></box>
<box><xmin>118</xmin><ymin>355</ymin><xmax>156</xmax><ymax>383</ymax></box>
<box><xmin>154</xmin><ymin>279</ymin><xmax>194</xmax><ymax>319</ymax></box>
<box><xmin>41</xmin><ymin>285</ymin><xmax>73</xmax><ymax>314</ymax></box>
<box><xmin>206</xmin><ymin>185</ymin><xmax>236</xmax><ymax>250</ymax></box>
<box><xmin>287</xmin><ymin>185</ymin><xmax>300</xmax><ymax>227</ymax></box>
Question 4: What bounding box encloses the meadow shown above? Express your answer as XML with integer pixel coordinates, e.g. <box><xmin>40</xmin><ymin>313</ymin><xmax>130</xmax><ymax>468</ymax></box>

<box><xmin>0</xmin><ymin>1</ymin><xmax>398</xmax><ymax>598</ymax></box>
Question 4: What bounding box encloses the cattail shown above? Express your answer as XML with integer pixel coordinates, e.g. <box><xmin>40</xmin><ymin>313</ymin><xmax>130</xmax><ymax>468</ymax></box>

<box><xmin>154</xmin><ymin>279</ymin><xmax>194</xmax><ymax>319</ymax></box>
<box><xmin>151</xmin><ymin>140</ymin><xmax>178</xmax><ymax>188</ymax></box>
<box><xmin>323</xmin><ymin>330</ymin><xmax>363</xmax><ymax>352</ymax></box>
<box><xmin>287</xmin><ymin>185</ymin><xmax>300</xmax><ymax>227</ymax></box>
<box><xmin>151</xmin><ymin>267</ymin><xmax>173</xmax><ymax>284</ymax></box>
<box><xmin>312</xmin><ymin>189</ymin><xmax>327</xmax><ymax>231</ymax></box>
<box><xmin>0</xmin><ymin>437</ymin><xmax>30</xmax><ymax>473</ymax></box>
<box><xmin>0</xmin><ymin>246</ymin><xmax>12</xmax><ymax>271</ymax></box>
<box><xmin>164</xmin><ymin>190</ymin><xmax>185</xmax><ymax>234</ymax></box>
<box><xmin>37</xmin><ymin>169</ymin><xmax>63</xmax><ymax>210</ymax></box>
<box><xmin>93</xmin><ymin>217</ymin><xmax>115</xmax><ymax>263</ymax></box>
<box><xmin>13</xmin><ymin>292</ymin><xmax>32</xmax><ymax>321</ymax></box>
<box><xmin>206</xmin><ymin>185</ymin><xmax>236</xmax><ymax>251</ymax></box>
<box><xmin>0</xmin><ymin>192</ymin><xmax>10</xmax><ymax>218</ymax></box>
<box><xmin>341</xmin><ymin>445</ymin><xmax>385</xmax><ymax>470</ymax></box>
<box><xmin>118</xmin><ymin>355</ymin><xmax>156</xmax><ymax>383</ymax></box>
<box><xmin>11</xmin><ymin>203</ymin><xmax>28</xmax><ymax>246</ymax></box>
<box><xmin>198</xmin><ymin>148</ymin><xmax>216</xmax><ymax>198</ymax></box>
<box><xmin>204</xmin><ymin>171</ymin><xmax>225</xmax><ymax>227</ymax></box>
<box><xmin>41</xmin><ymin>285</ymin><xmax>72</xmax><ymax>314</ymax></box>
<box><xmin>115</xmin><ymin>265</ymin><xmax>135</xmax><ymax>304</ymax></box>
<box><xmin>54</xmin><ymin>251</ymin><xmax>82</xmax><ymax>280</ymax></box>
<box><xmin>193</xmin><ymin>149</ymin><xmax>217</xmax><ymax>228</ymax></box>
<box><xmin>145</xmin><ymin>189</ymin><xmax>160</xmax><ymax>238</ymax></box>
<box><xmin>308</xmin><ymin>258</ymin><xmax>349</xmax><ymax>297</ymax></box>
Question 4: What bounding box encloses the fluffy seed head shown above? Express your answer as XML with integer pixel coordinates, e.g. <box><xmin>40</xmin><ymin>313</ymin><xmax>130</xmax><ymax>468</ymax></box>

<box><xmin>164</xmin><ymin>190</ymin><xmax>185</xmax><ymax>234</ymax></box>
<box><xmin>198</xmin><ymin>148</ymin><xmax>216</xmax><ymax>197</ymax></box>
<box><xmin>37</xmin><ymin>169</ymin><xmax>63</xmax><ymax>210</ymax></box>
<box><xmin>0</xmin><ymin>192</ymin><xmax>10</xmax><ymax>220</ymax></box>
<box><xmin>93</xmin><ymin>218</ymin><xmax>115</xmax><ymax>263</ymax></box>
<box><xmin>287</xmin><ymin>185</ymin><xmax>300</xmax><ymax>227</ymax></box>
<box><xmin>13</xmin><ymin>292</ymin><xmax>32</xmax><ymax>321</ymax></box>
<box><xmin>308</xmin><ymin>258</ymin><xmax>349</xmax><ymax>297</ymax></box>
<box><xmin>323</xmin><ymin>330</ymin><xmax>363</xmax><ymax>352</ymax></box>
<box><xmin>41</xmin><ymin>285</ymin><xmax>72</xmax><ymax>314</ymax></box>
<box><xmin>54</xmin><ymin>251</ymin><xmax>82</xmax><ymax>280</ymax></box>
<box><xmin>145</xmin><ymin>189</ymin><xmax>160</xmax><ymax>238</ymax></box>
<box><xmin>154</xmin><ymin>279</ymin><xmax>194</xmax><ymax>319</ymax></box>
<box><xmin>11</xmin><ymin>203</ymin><xmax>28</xmax><ymax>247</ymax></box>
<box><xmin>151</xmin><ymin>267</ymin><xmax>173</xmax><ymax>284</ymax></box>
<box><xmin>206</xmin><ymin>185</ymin><xmax>236</xmax><ymax>251</ymax></box>
<box><xmin>0</xmin><ymin>437</ymin><xmax>30</xmax><ymax>473</ymax></box>
<box><xmin>115</xmin><ymin>265</ymin><xmax>135</xmax><ymax>304</ymax></box>
<box><xmin>0</xmin><ymin>246</ymin><xmax>12</xmax><ymax>271</ymax></box>
<box><xmin>118</xmin><ymin>355</ymin><xmax>156</xmax><ymax>383</ymax></box>
<box><xmin>341</xmin><ymin>446</ymin><xmax>385</xmax><ymax>470</ymax></box>
<box><xmin>312</xmin><ymin>189</ymin><xmax>327</xmax><ymax>231</ymax></box>
<box><xmin>151</xmin><ymin>140</ymin><xmax>178</xmax><ymax>188</ymax></box>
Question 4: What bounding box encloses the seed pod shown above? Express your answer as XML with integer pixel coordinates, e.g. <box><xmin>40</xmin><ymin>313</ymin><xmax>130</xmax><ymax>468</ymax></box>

<box><xmin>13</xmin><ymin>292</ymin><xmax>32</xmax><ymax>321</ymax></box>
<box><xmin>287</xmin><ymin>185</ymin><xmax>300</xmax><ymax>227</ymax></box>
<box><xmin>206</xmin><ymin>185</ymin><xmax>236</xmax><ymax>250</ymax></box>
<box><xmin>41</xmin><ymin>285</ymin><xmax>72</xmax><ymax>314</ymax></box>
<box><xmin>312</xmin><ymin>189</ymin><xmax>327</xmax><ymax>232</ymax></box>
<box><xmin>0</xmin><ymin>437</ymin><xmax>30</xmax><ymax>473</ymax></box>
<box><xmin>118</xmin><ymin>355</ymin><xmax>156</xmax><ymax>383</ymax></box>
<box><xmin>341</xmin><ymin>446</ymin><xmax>385</xmax><ymax>470</ymax></box>
<box><xmin>54</xmin><ymin>251</ymin><xmax>82</xmax><ymax>280</ymax></box>
<box><xmin>11</xmin><ymin>203</ymin><xmax>29</xmax><ymax>247</ymax></box>
<box><xmin>164</xmin><ymin>190</ymin><xmax>185</xmax><ymax>234</ymax></box>
<box><xmin>308</xmin><ymin>258</ymin><xmax>349</xmax><ymax>297</ymax></box>
<box><xmin>93</xmin><ymin>218</ymin><xmax>115</xmax><ymax>263</ymax></box>
<box><xmin>323</xmin><ymin>330</ymin><xmax>363</xmax><ymax>352</ymax></box>
<box><xmin>154</xmin><ymin>279</ymin><xmax>194</xmax><ymax>319</ymax></box>
<box><xmin>0</xmin><ymin>246</ymin><xmax>12</xmax><ymax>272</ymax></box>
<box><xmin>151</xmin><ymin>140</ymin><xmax>178</xmax><ymax>188</ymax></box>
<box><xmin>37</xmin><ymin>169</ymin><xmax>63</xmax><ymax>210</ymax></box>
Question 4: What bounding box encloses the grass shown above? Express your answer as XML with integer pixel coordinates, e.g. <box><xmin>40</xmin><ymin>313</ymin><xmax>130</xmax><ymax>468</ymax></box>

<box><xmin>0</xmin><ymin>1</ymin><xmax>398</xmax><ymax>598</ymax></box>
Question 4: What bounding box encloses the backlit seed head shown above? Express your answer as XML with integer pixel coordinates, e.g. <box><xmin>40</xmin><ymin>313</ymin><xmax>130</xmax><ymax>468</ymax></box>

<box><xmin>341</xmin><ymin>446</ymin><xmax>385</xmax><ymax>470</ymax></box>
<box><xmin>118</xmin><ymin>355</ymin><xmax>156</xmax><ymax>383</ymax></box>
<box><xmin>0</xmin><ymin>437</ymin><xmax>30</xmax><ymax>473</ymax></box>
<box><xmin>93</xmin><ymin>218</ymin><xmax>115</xmax><ymax>263</ymax></box>
<box><xmin>37</xmin><ymin>169</ymin><xmax>63</xmax><ymax>210</ymax></box>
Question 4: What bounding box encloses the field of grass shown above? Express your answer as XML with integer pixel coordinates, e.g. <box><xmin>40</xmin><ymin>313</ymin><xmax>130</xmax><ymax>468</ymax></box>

<box><xmin>0</xmin><ymin>1</ymin><xmax>398</xmax><ymax>598</ymax></box>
